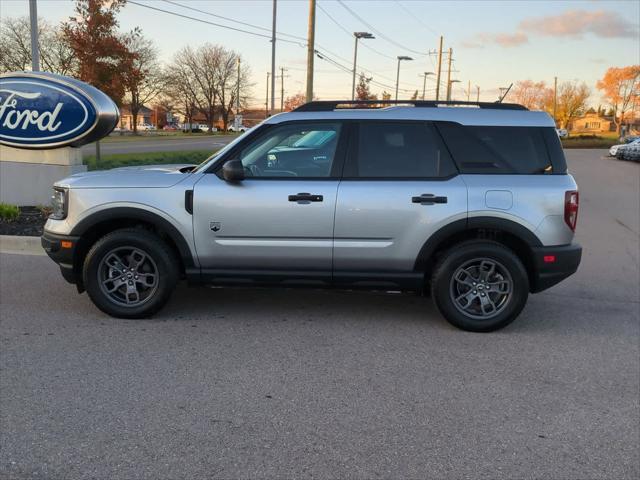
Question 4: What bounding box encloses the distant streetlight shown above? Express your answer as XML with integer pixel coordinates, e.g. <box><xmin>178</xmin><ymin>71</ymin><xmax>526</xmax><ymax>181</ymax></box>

<box><xmin>447</xmin><ymin>79</ymin><xmax>460</xmax><ymax>101</ymax></box>
<box><xmin>395</xmin><ymin>55</ymin><xmax>413</xmax><ymax>100</ymax></box>
<box><xmin>351</xmin><ymin>32</ymin><xmax>375</xmax><ymax>101</ymax></box>
<box><xmin>420</xmin><ymin>72</ymin><xmax>434</xmax><ymax>100</ymax></box>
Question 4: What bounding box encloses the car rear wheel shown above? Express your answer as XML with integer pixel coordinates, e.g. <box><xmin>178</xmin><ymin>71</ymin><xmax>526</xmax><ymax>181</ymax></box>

<box><xmin>83</xmin><ymin>228</ymin><xmax>179</xmax><ymax>318</ymax></box>
<box><xmin>431</xmin><ymin>240</ymin><xmax>529</xmax><ymax>332</ymax></box>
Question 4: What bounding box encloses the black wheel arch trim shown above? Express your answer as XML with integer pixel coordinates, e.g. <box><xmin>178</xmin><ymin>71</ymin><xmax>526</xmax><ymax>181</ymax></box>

<box><xmin>69</xmin><ymin>207</ymin><xmax>196</xmax><ymax>268</ymax></box>
<box><xmin>414</xmin><ymin>216</ymin><xmax>543</xmax><ymax>272</ymax></box>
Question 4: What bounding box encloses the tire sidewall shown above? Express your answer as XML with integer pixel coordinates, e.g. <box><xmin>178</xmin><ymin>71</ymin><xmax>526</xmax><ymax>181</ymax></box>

<box><xmin>432</xmin><ymin>241</ymin><xmax>529</xmax><ymax>332</ymax></box>
<box><xmin>83</xmin><ymin>230</ymin><xmax>178</xmax><ymax>318</ymax></box>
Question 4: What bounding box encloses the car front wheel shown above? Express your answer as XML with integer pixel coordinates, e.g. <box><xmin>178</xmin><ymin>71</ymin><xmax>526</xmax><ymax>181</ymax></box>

<box><xmin>431</xmin><ymin>240</ymin><xmax>529</xmax><ymax>332</ymax></box>
<box><xmin>83</xmin><ymin>228</ymin><xmax>179</xmax><ymax>318</ymax></box>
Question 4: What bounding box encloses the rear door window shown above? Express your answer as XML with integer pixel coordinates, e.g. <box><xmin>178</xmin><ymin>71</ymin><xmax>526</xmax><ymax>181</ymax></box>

<box><xmin>346</xmin><ymin>121</ymin><xmax>457</xmax><ymax>178</ymax></box>
<box><xmin>436</xmin><ymin>123</ymin><xmax>555</xmax><ymax>174</ymax></box>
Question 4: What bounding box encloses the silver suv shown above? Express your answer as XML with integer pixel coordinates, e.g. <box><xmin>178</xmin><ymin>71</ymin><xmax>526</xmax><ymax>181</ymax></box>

<box><xmin>42</xmin><ymin>100</ymin><xmax>582</xmax><ymax>332</ymax></box>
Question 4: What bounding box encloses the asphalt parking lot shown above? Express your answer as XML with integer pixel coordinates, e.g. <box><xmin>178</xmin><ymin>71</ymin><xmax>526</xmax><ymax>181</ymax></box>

<box><xmin>1</xmin><ymin>149</ymin><xmax>638</xmax><ymax>479</ymax></box>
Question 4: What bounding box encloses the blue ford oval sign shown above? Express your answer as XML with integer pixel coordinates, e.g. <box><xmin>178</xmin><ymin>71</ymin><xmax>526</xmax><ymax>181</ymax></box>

<box><xmin>0</xmin><ymin>71</ymin><xmax>119</xmax><ymax>149</ymax></box>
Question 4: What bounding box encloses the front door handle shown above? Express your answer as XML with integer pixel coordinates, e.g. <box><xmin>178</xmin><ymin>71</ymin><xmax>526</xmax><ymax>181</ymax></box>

<box><xmin>288</xmin><ymin>192</ymin><xmax>323</xmax><ymax>202</ymax></box>
<box><xmin>412</xmin><ymin>194</ymin><xmax>448</xmax><ymax>205</ymax></box>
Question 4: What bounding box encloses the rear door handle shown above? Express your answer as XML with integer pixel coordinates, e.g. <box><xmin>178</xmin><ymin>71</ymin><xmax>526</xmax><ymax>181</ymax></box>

<box><xmin>412</xmin><ymin>194</ymin><xmax>448</xmax><ymax>205</ymax></box>
<box><xmin>288</xmin><ymin>192</ymin><xmax>323</xmax><ymax>202</ymax></box>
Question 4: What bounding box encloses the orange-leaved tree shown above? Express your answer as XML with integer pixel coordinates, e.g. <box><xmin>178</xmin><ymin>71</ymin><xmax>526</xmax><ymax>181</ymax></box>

<box><xmin>512</xmin><ymin>80</ymin><xmax>553</xmax><ymax>111</ymax></box>
<box><xmin>284</xmin><ymin>93</ymin><xmax>307</xmax><ymax>111</ymax></box>
<box><xmin>596</xmin><ymin>66</ymin><xmax>640</xmax><ymax>134</ymax></box>
<box><xmin>63</xmin><ymin>0</ymin><xmax>136</xmax><ymax>106</ymax></box>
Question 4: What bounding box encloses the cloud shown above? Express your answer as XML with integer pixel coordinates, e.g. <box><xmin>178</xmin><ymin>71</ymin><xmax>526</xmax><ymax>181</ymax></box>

<box><xmin>462</xmin><ymin>8</ymin><xmax>637</xmax><ymax>50</ymax></box>
<box><xmin>462</xmin><ymin>32</ymin><xmax>529</xmax><ymax>49</ymax></box>
<box><xmin>519</xmin><ymin>9</ymin><xmax>639</xmax><ymax>39</ymax></box>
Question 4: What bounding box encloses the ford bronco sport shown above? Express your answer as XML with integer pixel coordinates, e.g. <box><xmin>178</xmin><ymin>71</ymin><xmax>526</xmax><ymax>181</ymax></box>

<box><xmin>42</xmin><ymin>100</ymin><xmax>582</xmax><ymax>332</ymax></box>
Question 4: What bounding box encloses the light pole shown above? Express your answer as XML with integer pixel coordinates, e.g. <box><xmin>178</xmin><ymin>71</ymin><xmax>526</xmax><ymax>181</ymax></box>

<box><xmin>447</xmin><ymin>79</ymin><xmax>460</xmax><ymax>101</ymax></box>
<box><xmin>395</xmin><ymin>55</ymin><xmax>413</xmax><ymax>101</ymax></box>
<box><xmin>420</xmin><ymin>72</ymin><xmax>434</xmax><ymax>100</ymax></box>
<box><xmin>351</xmin><ymin>32</ymin><xmax>374</xmax><ymax>101</ymax></box>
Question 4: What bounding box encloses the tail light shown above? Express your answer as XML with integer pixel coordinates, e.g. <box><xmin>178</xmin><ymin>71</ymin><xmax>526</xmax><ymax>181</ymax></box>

<box><xmin>564</xmin><ymin>190</ymin><xmax>579</xmax><ymax>231</ymax></box>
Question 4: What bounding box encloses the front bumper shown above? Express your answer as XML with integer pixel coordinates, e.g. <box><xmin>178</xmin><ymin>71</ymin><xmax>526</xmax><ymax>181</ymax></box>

<box><xmin>41</xmin><ymin>231</ymin><xmax>81</xmax><ymax>285</ymax></box>
<box><xmin>530</xmin><ymin>243</ymin><xmax>582</xmax><ymax>293</ymax></box>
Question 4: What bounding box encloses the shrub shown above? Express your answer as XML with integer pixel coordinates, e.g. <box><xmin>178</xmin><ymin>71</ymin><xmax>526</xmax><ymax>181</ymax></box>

<box><xmin>0</xmin><ymin>203</ymin><xmax>20</xmax><ymax>222</ymax></box>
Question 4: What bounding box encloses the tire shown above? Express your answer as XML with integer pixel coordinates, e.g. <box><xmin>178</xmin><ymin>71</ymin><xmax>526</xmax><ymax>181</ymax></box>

<box><xmin>82</xmin><ymin>228</ymin><xmax>179</xmax><ymax>318</ymax></box>
<box><xmin>431</xmin><ymin>240</ymin><xmax>529</xmax><ymax>332</ymax></box>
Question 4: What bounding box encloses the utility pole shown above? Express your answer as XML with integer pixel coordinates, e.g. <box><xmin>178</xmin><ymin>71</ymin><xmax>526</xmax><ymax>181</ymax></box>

<box><xmin>305</xmin><ymin>0</ymin><xmax>316</xmax><ymax>103</ymax></box>
<box><xmin>435</xmin><ymin>36</ymin><xmax>443</xmax><ymax>101</ymax></box>
<box><xmin>265</xmin><ymin>72</ymin><xmax>270</xmax><ymax>118</ymax></box>
<box><xmin>553</xmin><ymin>76</ymin><xmax>558</xmax><ymax>126</ymax></box>
<box><xmin>29</xmin><ymin>0</ymin><xmax>39</xmax><ymax>71</ymax></box>
<box><xmin>467</xmin><ymin>80</ymin><xmax>471</xmax><ymax>102</ymax></box>
<box><xmin>280</xmin><ymin>66</ymin><xmax>287</xmax><ymax>111</ymax></box>
<box><xmin>445</xmin><ymin>47</ymin><xmax>453</xmax><ymax>101</ymax></box>
<box><xmin>351</xmin><ymin>32</ymin><xmax>375</xmax><ymax>100</ymax></box>
<box><xmin>235</xmin><ymin>56</ymin><xmax>241</xmax><ymax>128</ymax></box>
<box><xmin>476</xmin><ymin>85</ymin><xmax>480</xmax><ymax>102</ymax></box>
<box><xmin>270</xmin><ymin>0</ymin><xmax>277</xmax><ymax>113</ymax></box>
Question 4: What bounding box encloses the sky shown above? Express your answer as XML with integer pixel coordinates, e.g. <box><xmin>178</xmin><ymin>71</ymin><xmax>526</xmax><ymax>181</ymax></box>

<box><xmin>1</xmin><ymin>0</ymin><xmax>638</xmax><ymax>108</ymax></box>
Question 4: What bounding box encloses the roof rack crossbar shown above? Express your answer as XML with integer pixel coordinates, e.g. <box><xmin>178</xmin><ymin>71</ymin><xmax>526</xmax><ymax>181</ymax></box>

<box><xmin>293</xmin><ymin>100</ymin><xmax>528</xmax><ymax>112</ymax></box>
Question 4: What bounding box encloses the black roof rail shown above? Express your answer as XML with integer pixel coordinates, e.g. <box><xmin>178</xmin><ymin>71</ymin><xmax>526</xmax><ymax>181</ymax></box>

<box><xmin>293</xmin><ymin>99</ymin><xmax>528</xmax><ymax>112</ymax></box>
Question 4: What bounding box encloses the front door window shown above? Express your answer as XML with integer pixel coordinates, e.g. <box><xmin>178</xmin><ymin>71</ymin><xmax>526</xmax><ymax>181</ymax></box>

<box><xmin>238</xmin><ymin>123</ymin><xmax>342</xmax><ymax>178</ymax></box>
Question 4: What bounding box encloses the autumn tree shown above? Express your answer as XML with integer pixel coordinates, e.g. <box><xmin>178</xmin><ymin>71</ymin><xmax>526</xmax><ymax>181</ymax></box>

<box><xmin>512</xmin><ymin>80</ymin><xmax>553</xmax><ymax>111</ymax></box>
<box><xmin>62</xmin><ymin>0</ymin><xmax>136</xmax><ymax>106</ymax></box>
<box><xmin>381</xmin><ymin>91</ymin><xmax>391</xmax><ymax>101</ymax></box>
<box><xmin>597</xmin><ymin>66</ymin><xmax>640</xmax><ymax>133</ymax></box>
<box><xmin>555</xmin><ymin>81</ymin><xmax>591</xmax><ymax>129</ymax></box>
<box><xmin>284</xmin><ymin>93</ymin><xmax>306</xmax><ymax>111</ymax></box>
<box><xmin>0</xmin><ymin>17</ymin><xmax>76</xmax><ymax>75</ymax></box>
<box><xmin>123</xmin><ymin>35</ymin><xmax>166</xmax><ymax>133</ymax></box>
<box><xmin>355</xmin><ymin>72</ymin><xmax>377</xmax><ymax>101</ymax></box>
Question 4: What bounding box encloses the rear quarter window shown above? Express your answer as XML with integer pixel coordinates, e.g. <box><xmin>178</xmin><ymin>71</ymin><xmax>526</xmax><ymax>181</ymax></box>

<box><xmin>436</xmin><ymin>123</ymin><xmax>564</xmax><ymax>174</ymax></box>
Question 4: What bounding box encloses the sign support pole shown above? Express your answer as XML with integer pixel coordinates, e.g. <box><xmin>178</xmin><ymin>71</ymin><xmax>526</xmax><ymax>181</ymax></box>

<box><xmin>29</xmin><ymin>0</ymin><xmax>40</xmax><ymax>71</ymax></box>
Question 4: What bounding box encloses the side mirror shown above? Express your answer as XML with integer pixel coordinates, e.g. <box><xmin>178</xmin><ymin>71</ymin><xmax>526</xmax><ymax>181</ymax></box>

<box><xmin>221</xmin><ymin>158</ymin><xmax>245</xmax><ymax>182</ymax></box>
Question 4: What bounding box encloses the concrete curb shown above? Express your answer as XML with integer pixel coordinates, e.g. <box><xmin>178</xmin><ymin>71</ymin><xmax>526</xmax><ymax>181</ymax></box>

<box><xmin>0</xmin><ymin>235</ymin><xmax>45</xmax><ymax>256</ymax></box>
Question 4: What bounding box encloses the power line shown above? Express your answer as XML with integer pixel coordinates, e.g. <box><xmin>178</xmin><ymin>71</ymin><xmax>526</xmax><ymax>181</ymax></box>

<box><xmin>129</xmin><ymin>0</ymin><xmax>422</xmax><ymax>97</ymax></box>
<box><xmin>336</xmin><ymin>0</ymin><xmax>428</xmax><ymax>57</ymax></box>
<box><xmin>315</xmin><ymin>49</ymin><xmax>415</xmax><ymax>94</ymax></box>
<box><xmin>317</xmin><ymin>2</ymin><xmax>395</xmax><ymax>61</ymax></box>
<box><xmin>161</xmin><ymin>0</ymin><xmax>401</xmax><ymax>88</ymax></box>
<box><xmin>161</xmin><ymin>0</ymin><xmax>308</xmax><ymax>43</ymax></box>
<box><xmin>392</xmin><ymin>0</ymin><xmax>439</xmax><ymax>37</ymax></box>
<box><xmin>127</xmin><ymin>0</ymin><xmax>304</xmax><ymax>46</ymax></box>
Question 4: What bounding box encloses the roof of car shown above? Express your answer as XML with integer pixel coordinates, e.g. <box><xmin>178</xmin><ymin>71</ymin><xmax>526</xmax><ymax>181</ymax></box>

<box><xmin>265</xmin><ymin>101</ymin><xmax>555</xmax><ymax>128</ymax></box>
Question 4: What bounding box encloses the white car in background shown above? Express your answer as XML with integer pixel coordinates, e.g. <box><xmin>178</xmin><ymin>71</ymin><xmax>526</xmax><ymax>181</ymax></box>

<box><xmin>228</xmin><ymin>124</ymin><xmax>249</xmax><ymax>133</ymax></box>
<box><xmin>609</xmin><ymin>137</ymin><xmax>640</xmax><ymax>157</ymax></box>
<box><xmin>138</xmin><ymin>123</ymin><xmax>157</xmax><ymax>131</ymax></box>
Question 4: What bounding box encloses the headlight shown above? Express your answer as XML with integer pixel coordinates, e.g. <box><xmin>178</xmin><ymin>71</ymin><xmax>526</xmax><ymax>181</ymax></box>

<box><xmin>50</xmin><ymin>188</ymin><xmax>68</xmax><ymax>220</ymax></box>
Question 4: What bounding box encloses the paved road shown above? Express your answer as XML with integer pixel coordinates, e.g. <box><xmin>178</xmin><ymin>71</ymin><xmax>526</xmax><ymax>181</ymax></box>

<box><xmin>81</xmin><ymin>135</ymin><xmax>236</xmax><ymax>155</ymax></box>
<box><xmin>1</xmin><ymin>150</ymin><xmax>638</xmax><ymax>479</ymax></box>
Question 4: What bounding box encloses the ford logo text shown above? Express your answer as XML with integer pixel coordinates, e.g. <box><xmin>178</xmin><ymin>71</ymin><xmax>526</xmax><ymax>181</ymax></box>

<box><xmin>0</xmin><ymin>72</ymin><xmax>119</xmax><ymax>149</ymax></box>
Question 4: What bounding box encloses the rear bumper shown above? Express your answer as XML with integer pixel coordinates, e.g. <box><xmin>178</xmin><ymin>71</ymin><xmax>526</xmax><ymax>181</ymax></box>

<box><xmin>530</xmin><ymin>243</ymin><xmax>582</xmax><ymax>293</ymax></box>
<box><xmin>41</xmin><ymin>231</ymin><xmax>81</xmax><ymax>285</ymax></box>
